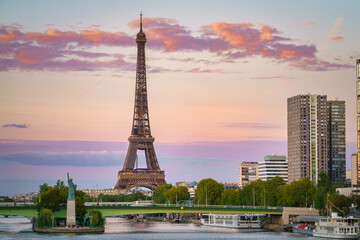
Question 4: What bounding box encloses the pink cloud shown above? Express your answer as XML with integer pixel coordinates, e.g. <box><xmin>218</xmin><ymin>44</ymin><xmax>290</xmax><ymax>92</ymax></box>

<box><xmin>330</xmin><ymin>35</ymin><xmax>344</xmax><ymax>41</ymax></box>
<box><xmin>188</xmin><ymin>67</ymin><xmax>221</xmax><ymax>73</ymax></box>
<box><xmin>0</xmin><ymin>18</ymin><xmax>353</xmax><ymax>72</ymax></box>
<box><xmin>304</xmin><ymin>21</ymin><xmax>315</xmax><ymax>25</ymax></box>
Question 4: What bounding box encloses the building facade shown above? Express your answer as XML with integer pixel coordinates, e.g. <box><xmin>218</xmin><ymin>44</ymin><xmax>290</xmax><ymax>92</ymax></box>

<box><xmin>357</xmin><ymin>59</ymin><xmax>360</xmax><ymax>184</ymax></box>
<box><xmin>327</xmin><ymin>100</ymin><xmax>346</xmax><ymax>185</ymax></box>
<box><xmin>352</xmin><ymin>153</ymin><xmax>358</xmax><ymax>186</ymax></box>
<box><xmin>259</xmin><ymin>155</ymin><xmax>288</xmax><ymax>183</ymax></box>
<box><xmin>287</xmin><ymin>94</ymin><xmax>328</xmax><ymax>183</ymax></box>
<box><xmin>238</xmin><ymin>162</ymin><xmax>259</xmax><ymax>188</ymax></box>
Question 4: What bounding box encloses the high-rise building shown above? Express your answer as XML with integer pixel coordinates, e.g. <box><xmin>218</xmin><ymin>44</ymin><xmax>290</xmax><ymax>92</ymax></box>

<box><xmin>357</xmin><ymin>59</ymin><xmax>360</xmax><ymax>184</ymax></box>
<box><xmin>287</xmin><ymin>94</ymin><xmax>328</xmax><ymax>183</ymax></box>
<box><xmin>327</xmin><ymin>100</ymin><xmax>346</xmax><ymax>185</ymax></box>
<box><xmin>238</xmin><ymin>162</ymin><xmax>259</xmax><ymax>188</ymax></box>
<box><xmin>352</xmin><ymin>153</ymin><xmax>358</xmax><ymax>186</ymax></box>
<box><xmin>259</xmin><ymin>155</ymin><xmax>288</xmax><ymax>183</ymax></box>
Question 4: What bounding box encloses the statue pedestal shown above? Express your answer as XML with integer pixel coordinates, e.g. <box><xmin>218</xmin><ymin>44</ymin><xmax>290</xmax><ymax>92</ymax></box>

<box><xmin>66</xmin><ymin>199</ymin><xmax>76</xmax><ymax>226</ymax></box>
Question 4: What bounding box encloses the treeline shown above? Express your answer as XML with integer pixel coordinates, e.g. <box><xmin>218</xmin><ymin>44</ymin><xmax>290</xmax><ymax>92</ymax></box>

<box><xmin>153</xmin><ymin>185</ymin><xmax>190</xmax><ymax>204</ymax></box>
<box><xmin>153</xmin><ymin>173</ymin><xmax>358</xmax><ymax>215</ymax></box>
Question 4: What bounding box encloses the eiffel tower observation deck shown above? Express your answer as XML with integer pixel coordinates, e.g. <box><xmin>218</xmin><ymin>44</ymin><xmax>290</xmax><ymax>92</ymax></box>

<box><xmin>114</xmin><ymin>14</ymin><xmax>166</xmax><ymax>191</ymax></box>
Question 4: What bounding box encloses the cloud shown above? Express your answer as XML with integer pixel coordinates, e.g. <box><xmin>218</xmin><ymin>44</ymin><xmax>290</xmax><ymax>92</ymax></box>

<box><xmin>0</xmin><ymin>17</ymin><xmax>353</xmax><ymax>72</ymax></box>
<box><xmin>222</xmin><ymin>122</ymin><xmax>282</xmax><ymax>129</ymax></box>
<box><xmin>188</xmin><ymin>67</ymin><xmax>222</xmax><ymax>73</ymax></box>
<box><xmin>0</xmin><ymin>151</ymin><xmax>125</xmax><ymax>166</ymax></box>
<box><xmin>2</xmin><ymin>123</ymin><xmax>29</xmax><ymax>128</ymax></box>
<box><xmin>330</xmin><ymin>35</ymin><xmax>343</xmax><ymax>41</ymax></box>
<box><xmin>304</xmin><ymin>21</ymin><xmax>315</xmax><ymax>25</ymax></box>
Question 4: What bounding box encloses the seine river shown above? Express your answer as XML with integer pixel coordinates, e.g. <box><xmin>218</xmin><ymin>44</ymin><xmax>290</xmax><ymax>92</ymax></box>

<box><xmin>0</xmin><ymin>216</ymin><xmax>322</xmax><ymax>240</ymax></box>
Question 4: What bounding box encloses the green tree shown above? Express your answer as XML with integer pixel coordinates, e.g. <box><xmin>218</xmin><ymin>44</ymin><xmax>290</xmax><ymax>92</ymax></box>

<box><xmin>37</xmin><ymin>208</ymin><xmax>53</xmax><ymax>228</ymax></box>
<box><xmin>164</xmin><ymin>186</ymin><xmax>190</xmax><ymax>204</ymax></box>
<box><xmin>264</xmin><ymin>176</ymin><xmax>286</xmax><ymax>206</ymax></box>
<box><xmin>153</xmin><ymin>184</ymin><xmax>173</xmax><ymax>204</ymax></box>
<box><xmin>37</xmin><ymin>189</ymin><xmax>65</xmax><ymax>212</ymax></box>
<box><xmin>318</xmin><ymin>172</ymin><xmax>332</xmax><ymax>192</ymax></box>
<box><xmin>314</xmin><ymin>187</ymin><xmax>328</xmax><ymax>211</ymax></box>
<box><xmin>332</xmin><ymin>194</ymin><xmax>352</xmax><ymax>216</ymax></box>
<box><xmin>221</xmin><ymin>189</ymin><xmax>238</xmax><ymax>205</ymax></box>
<box><xmin>127</xmin><ymin>191</ymin><xmax>146</xmax><ymax>202</ymax></box>
<box><xmin>39</xmin><ymin>183</ymin><xmax>49</xmax><ymax>194</ymax></box>
<box><xmin>239</xmin><ymin>180</ymin><xmax>264</xmax><ymax>206</ymax></box>
<box><xmin>194</xmin><ymin>178</ymin><xmax>224</xmax><ymax>205</ymax></box>
<box><xmin>75</xmin><ymin>196</ymin><xmax>87</xmax><ymax>221</ymax></box>
<box><xmin>88</xmin><ymin>209</ymin><xmax>105</xmax><ymax>227</ymax></box>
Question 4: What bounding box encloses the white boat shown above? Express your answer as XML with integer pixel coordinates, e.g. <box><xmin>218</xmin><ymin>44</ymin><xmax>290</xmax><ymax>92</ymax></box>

<box><xmin>313</xmin><ymin>212</ymin><xmax>360</xmax><ymax>239</ymax></box>
<box><xmin>201</xmin><ymin>213</ymin><xmax>264</xmax><ymax>229</ymax></box>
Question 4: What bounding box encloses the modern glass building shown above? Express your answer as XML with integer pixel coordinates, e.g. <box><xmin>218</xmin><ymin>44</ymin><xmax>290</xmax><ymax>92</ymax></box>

<box><xmin>327</xmin><ymin>100</ymin><xmax>346</xmax><ymax>185</ymax></box>
<box><xmin>259</xmin><ymin>155</ymin><xmax>288</xmax><ymax>183</ymax></box>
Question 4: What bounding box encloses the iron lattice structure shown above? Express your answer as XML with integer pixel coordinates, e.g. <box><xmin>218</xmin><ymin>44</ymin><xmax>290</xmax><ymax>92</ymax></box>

<box><xmin>114</xmin><ymin>15</ymin><xmax>166</xmax><ymax>191</ymax></box>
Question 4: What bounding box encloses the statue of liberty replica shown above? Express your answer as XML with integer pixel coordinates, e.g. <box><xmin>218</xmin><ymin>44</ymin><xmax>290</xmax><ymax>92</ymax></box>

<box><xmin>66</xmin><ymin>173</ymin><xmax>76</xmax><ymax>227</ymax></box>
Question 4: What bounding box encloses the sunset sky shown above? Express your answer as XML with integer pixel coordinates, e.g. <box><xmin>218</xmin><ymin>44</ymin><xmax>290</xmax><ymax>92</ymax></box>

<box><xmin>0</xmin><ymin>0</ymin><xmax>359</xmax><ymax>195</ymax></box>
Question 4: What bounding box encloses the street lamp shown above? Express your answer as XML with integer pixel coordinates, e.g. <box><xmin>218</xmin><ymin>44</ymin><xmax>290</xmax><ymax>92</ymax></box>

<box><xmin>206</xmin><ymin>187</ymin><xmax>208</xmax><ymax>207</ymax></box>
<box><xmin>51</xmin><ymin>215</ymin><xmax>55</xmax><ymax>228</ymax></box>
<box><xmin>253</xmin><ymin>188</ymin><xmax>255</xmax><ymax>207</ymax></box>
<box><xmin>89</xmin><ymin>216</ymin><xmax>93</xmax><ymax>228</ymax></box>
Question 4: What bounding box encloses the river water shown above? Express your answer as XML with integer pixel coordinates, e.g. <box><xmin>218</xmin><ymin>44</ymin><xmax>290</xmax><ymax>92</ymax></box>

<box><xmin>0</xmin><ymin>216</ymin><xmax>321</xmax><ymax>239</ymax></box>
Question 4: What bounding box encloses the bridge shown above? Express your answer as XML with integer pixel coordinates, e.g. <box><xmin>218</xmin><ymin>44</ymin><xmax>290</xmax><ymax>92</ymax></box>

<box><xmin>0</xmin><ymin>204</ymin><xmax>283</xmax><ymax>218</ymax></box>
<box><xmin>0</xmin><ymin>204</ymin><xmax>319</xmax><ymax>226</ymax></box>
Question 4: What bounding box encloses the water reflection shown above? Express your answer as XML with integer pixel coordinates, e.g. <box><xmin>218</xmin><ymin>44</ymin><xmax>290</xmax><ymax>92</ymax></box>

<box><xmin>0</xmin><ymin>216</ymin><xmax>317</xmax><ymax>240</ymax></box>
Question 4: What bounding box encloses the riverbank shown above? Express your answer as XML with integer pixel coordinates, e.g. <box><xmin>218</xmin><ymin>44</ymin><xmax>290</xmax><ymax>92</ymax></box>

<box><xmin>33</xmin><ymin>226</ymin><xmax>104</xmax><ymax>233</ymax></box>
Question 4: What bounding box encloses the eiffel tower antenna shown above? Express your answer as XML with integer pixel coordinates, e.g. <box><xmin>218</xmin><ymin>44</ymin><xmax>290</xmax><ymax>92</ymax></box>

<box><xmin>140</xmin><ymin>11</ymin><xmax>142</xmax><ymax>31</ymax></box>
<box><xmin>114</xmin><ymin>14</ymin><xmax>166</xmax><ymax>191</ymax></box>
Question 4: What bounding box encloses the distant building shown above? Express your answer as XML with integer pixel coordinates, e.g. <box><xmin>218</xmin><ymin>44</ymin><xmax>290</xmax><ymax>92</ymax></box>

<box><xmin>82</xmin><ymin>188</ymin><xmax>126</xmax><ymax>198</ymax></box>
<box><xmin>238</xmin><ymin>162</ymin><xmax>259</xmax><ymax>188</ymax></box>
<box><xmin>287</xmin><ymin>94</ymin><xmax>328</xmax><ymax>183</ymax></box>
<box><xmin>259</xmin><ymin>155</ymin><xmax>288</xmax><ymax>183</ymax></box>
<box><xmin>12</xmin><ymin>192</ymin><xmax>38</xmax><ymax>202</ymax></box>
<box><xmin>352</xmin><ymin>153</ymin><xmax>358</xmax><ymax>186</ymax></box>
<box><xmin>175</xmin><ymin>181</ymin><xmax>197</xmax><ymax>199</ymax></box>
<box><xmin>223</xmin><ymin>182</ymin><xmax>239</xmax><ymax>190</ymax></box>
<box><xmin>327</xmin><ymin>100</ymin><xmax>346</xmax><ymax>185</ymax></box>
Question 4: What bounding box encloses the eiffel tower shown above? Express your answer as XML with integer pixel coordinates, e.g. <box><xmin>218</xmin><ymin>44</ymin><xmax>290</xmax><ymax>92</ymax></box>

<box><xmin>114</xmin><ymin>14</ymin><xmax>166</xmax><ymax>191</ymax></box>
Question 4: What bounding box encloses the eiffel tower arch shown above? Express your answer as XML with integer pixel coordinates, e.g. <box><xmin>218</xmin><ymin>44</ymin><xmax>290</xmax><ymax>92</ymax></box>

<box><xmin>114</xmin><ymin>14</ymin><xmax>166</xmax><ymax>191</ymax></box>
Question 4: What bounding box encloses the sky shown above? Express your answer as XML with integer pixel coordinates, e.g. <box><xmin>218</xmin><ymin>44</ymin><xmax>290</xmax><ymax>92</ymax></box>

<box><xmin>0</xmin><ymin>0</ymin><xmax>359</xmax><ymax>195</ymax></box>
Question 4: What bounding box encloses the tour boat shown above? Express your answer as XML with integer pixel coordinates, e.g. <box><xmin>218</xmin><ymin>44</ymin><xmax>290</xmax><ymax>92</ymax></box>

<box><xmin>201</xmin><ymin>213</ymin><xmax>264</xmax><ymax>229</ymax></box>
<box><xmin>312</xmin><ymin>212</ymin><xmax>360</xmax><ymax>239</ymax></box>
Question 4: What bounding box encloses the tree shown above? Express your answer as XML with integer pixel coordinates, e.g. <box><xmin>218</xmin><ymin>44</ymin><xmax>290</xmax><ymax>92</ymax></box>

<box><xmin>221</xmin><ymin>189</ymin><xmax>238</xmax><ymax>205</ymax></box>
<box><xmin>314</xmin><ymin>187</ymin><xmax>328</xmax><ymax>211</ymax></box>
<box><xmin>2</xmin><ymin>197</ymin><xmax>14</xmax><ymax>202</ymax></box>
<box><xmin>332</xmin><ymin>194</ymin><xmax>352</xmax><ymax>216</ymax></box>
<box><xmin>75</xmin><ymin>196</ymin><xmax>87</xmax><ymax>221</ymax></box>
<box><xmin>39</xmin><ymin>183</ymin><xmax>49</xmax><ymax>194</ymax></box>
<box><xmin>153</xmin><ymin>184</ymin><xmax>173</xmax><ymax>204</ymax></box>
<box><xmin>127</xmin><ymin>192</ymin><xmax>146</xmax><ymax>202</ymax></box>
<box><xmin>88</xmin><ymin>209</ymin><xmax>105</xmax><ymax>227</ymax></box>
<box><xmin>37</xmin><ymin>208</ymin><xmax>53</xmax><ymax>228</ymax></box>
<box><xmin>164</xmin><ymin>186</ymin><xmax>190</xmax><ymax>204</ymax></box>
<box><xmin>264</xmin><ymin>176</ymin><xmax>286</xmax><ymax>206</ymax></box>
<box><xmin>318</xmin><ymin>172</ymin><xmax>332</xmax><ymax>192</ymax></box>
<box><xmin>194</xmin><ymin>178</ymin><xmax>224</xmax><ymax>205</ymax></box>
<box><xmin>37</xmin><ymin>189</ymin><xmax>65</xmax><ymax>212</ymax></box>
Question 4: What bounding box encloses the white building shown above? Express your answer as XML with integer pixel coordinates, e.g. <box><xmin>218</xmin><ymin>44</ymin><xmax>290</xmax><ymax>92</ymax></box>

<box><xmin>259</xmin><ymin>155</ymin><xmax>288</xmax><ymax>183</ymax></box>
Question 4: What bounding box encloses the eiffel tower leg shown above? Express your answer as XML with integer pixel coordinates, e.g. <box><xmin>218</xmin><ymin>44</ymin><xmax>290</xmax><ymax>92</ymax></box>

<box><xmin>123</xmin><ymin>142</ymin><xmax>138</xmax><ymax>171</ymax></box>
